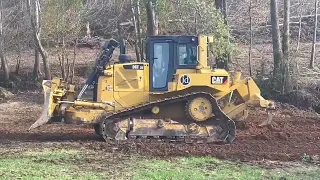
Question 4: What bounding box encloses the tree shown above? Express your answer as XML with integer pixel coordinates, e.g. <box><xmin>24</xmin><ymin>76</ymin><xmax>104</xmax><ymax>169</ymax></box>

<box><xmin>14</xmin><ymin>0</ymin><xmax>23</xmax><ymax>75</ymax></box>
<box><xmin>0</xmin><ymin>0</ymin><xmax>9</xmax><ymax>83</ymax></box>
<box><xmin>281</xmin><ymin>0</ymin><xmax>291</xmax><ymax>93</ymax></box>
<box><xmin>310</xmin><ymin>0</ymin><xmax>318</xmax><ymax>69</ymax></box>
<box><xmin>27</xmin><ymin>0</ymin><xmax>51</xmax><ymax>80</ymax></box>
<box><xmin>42</xmin><ymin>0</ymin><xmax>83</xmax><ymax>82</ymax></box>
<box><xmin>146</xmin><ymin>0</ymin><xmax>158</xmax><ymax>36</ymax></box>
<box><xmin>282</xmin><ymin>0</ymin><xmax>290</xmax><ymax>59</ymax></box>
<box><xmin>270</xmin><ymin>0</ymin><xmax>282</xmax><ymax>76</ymax></box>
<box><xmin>215</xmin><ymin>0</ymin><xmax>227</xmax><ymax>25</ymax></box>
<box><xmin>248</xmin><ymin>0</ymin><xmax>253</xmax><ymax>76</ymax></box>
<box><xmin>296</xmin><ymin>0</ymin><xmax>303</xmax><ymax>51</ymax></box>
<box><xmin>32</xmin><ymin>0</ymin><xmax>40</xmax><ymax>79</ymax></box>
<box><xmin>131</xmin><ymin>0</ymin><xmax>143</xmax><ymax>62</ymax></box>
<box><xmin>214</xmin><ymin>0</ymin><xmax>230</xmax><ymax>69</ymax></box>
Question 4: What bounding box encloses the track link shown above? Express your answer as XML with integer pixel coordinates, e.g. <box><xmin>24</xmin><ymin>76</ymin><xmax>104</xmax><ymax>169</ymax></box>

<box><xmin>99</xmin><ymin>92</ymin><xmax>236</xmax><ymax>144</ymax></box>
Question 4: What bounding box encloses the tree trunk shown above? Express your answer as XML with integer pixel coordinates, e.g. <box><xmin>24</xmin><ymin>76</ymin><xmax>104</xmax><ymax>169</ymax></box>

<box><xmin>310</xmin><ymin>0</ymin><xmax>318</xmax><ymax>69</ymax></box>
<box><xmin>222</xmin><ymin>0</ymin><xmax>228</xmax><ymax>25</ymax></box>
<box><xmin>135</xmin><ymin>0</ymin><xmax>143</xmax><ymax>61</ymax></box>
<box><xmin>0</xmin><ymin>0</ymin><xmax>9</xmax><ymax>83</ymax></box>
<box><xmin>296</xmin><ymin>0</ymin><xmax>302</xmax><ymax>52</ymax></box>
<box><xmin>215</xmin><ymin>0</ymin><xmax>227</xmax><ymax>24</ymax></box>
<box><xmin>27</xmin><ymin>0</ymin><xmax>51</xmax><ymax>80</ymax></box>
<box><xmin>282</xmin><ymin>0</ymin><xmax>290</xmax><ymax>58</ymax></box>
<box><xmin>146</xmin><ymin>0</ymin><xmax>158</xmax><ymax>36</ymax></box>
<box><xmin>130</xmin><ymin>0</ymin><xmax>144</xmax><ymax>62</ymax></box>
<box><xmin>15</xmin><ymin>44</ymin><xmax>22</xmax><ymax>75</ymax></box>
<box><xmin>15</xmin><ymin>0</ymin><xmax>22</xmax><ymax>76</ymax></box>
<box><xmin>33</xmin><ymin>48</ymin><xmax>40</xmax><ymax>79</ymax></box>
<box><xmin>248</xmin><ymin>0</ymin><xmax>253</xmax><ymax>76</ymax></box>
<box><xmin>70</xmin><ymin>38</ymin><xmax>77</xmax><ymax>84</ymax></box>
<box><xmin>131</xmin><ymin>0</ymin><xmax>141</xmax><ymax>62</ymax></box>
<box><xmin>31</xmin><ymin>0</ymin><xmax>40</xmax><ymax>79</ymax></box>
<box><xmin>282</xmin><ymin>0</ymin><xmax>291</xmax><ymax>93</ymax></box>
<box><xmin>270</xmin><ymin>0</ymin><xmax>282</xmax><ymax>76</ymax></box>
<box><xmin>215</xmin><ymin>0</ymin><xmax>223</xmax><ymax>10</ymax></box>
<box><xmin>58</xmin><ymin>37</ymin><xmax>66</xmax><ymax>80</ymax></box>
<box><xmin>296</xmin><ymin>14</ymin><xmax>302</xmax><ymax>51</ymax></box>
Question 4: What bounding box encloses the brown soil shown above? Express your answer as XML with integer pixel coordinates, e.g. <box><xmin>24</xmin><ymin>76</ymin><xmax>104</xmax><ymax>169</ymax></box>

<box><xmin>0</xmin><ymin>91</ymin><xmax>319</xmax><ymax>162</ymax></box>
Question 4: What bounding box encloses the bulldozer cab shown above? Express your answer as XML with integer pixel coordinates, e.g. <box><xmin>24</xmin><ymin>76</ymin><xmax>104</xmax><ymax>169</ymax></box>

<box><xmin>146</xmin><ymin>36</ymin><xmax>205</xmax><ymax>92</ymax></box>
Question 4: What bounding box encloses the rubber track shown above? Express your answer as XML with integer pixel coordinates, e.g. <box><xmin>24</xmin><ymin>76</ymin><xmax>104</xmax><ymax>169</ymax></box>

<box><xmin>100</xmin><ymin>92</ymin><xmax>236</xmax><ymax>143</ymax></box>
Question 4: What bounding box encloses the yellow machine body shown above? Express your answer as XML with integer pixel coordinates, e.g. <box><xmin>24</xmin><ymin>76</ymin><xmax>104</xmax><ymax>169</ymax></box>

<box><xmin>30</xmin><ymin>35</ymin><xmax>274</xmax><ymax>143</ymax></box>
<box><xmin>62</xmin><ymin>67</ymin><xmax>269</xmax><ymax>124</ymax></box>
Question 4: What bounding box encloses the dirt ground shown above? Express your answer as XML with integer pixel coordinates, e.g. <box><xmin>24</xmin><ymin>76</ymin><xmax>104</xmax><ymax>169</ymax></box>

<box><xmin>0</xmin><ymin>90</ymin><xmax>319</xmax><ymax>162</ymax></box>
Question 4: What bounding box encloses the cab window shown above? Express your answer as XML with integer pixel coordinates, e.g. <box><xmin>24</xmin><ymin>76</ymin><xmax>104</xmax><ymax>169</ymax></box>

<box><xmin>178</xmin><ymin>44</ymin><xmax>197</xmax><ymax>65</ymax></box>
<box><xmin>152</xmin><ymin>42</ymin><xmax>170</xmax><ymax>89</ymax></box>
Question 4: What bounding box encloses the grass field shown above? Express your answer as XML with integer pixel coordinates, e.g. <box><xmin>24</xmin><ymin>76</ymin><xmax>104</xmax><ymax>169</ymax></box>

<box><xmin>0</xmin><ymin>148</ymin><xmax>319</xmax><ymax>180</ymax></box>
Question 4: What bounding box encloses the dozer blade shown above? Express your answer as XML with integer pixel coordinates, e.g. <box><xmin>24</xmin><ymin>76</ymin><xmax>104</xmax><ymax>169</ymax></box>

<box><xmin>28</xmin><ymin>80</ymin><xmax>52</xmax><ymax>130</ymax></box>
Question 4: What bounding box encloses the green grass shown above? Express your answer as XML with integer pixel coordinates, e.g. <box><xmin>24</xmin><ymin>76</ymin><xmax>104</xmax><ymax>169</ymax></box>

<box><xmin>0</xmin><ymin>149</ymin><xmax>104</xmax><ymax>180</ymax></box>
<box><xmin>132</xmin><ymin>156</ymin><xmax>320</xmax><ymax>180</ymax></box>
<box><xmin>0</xmin><ymin>148</ymin><xmax>319</xmax><ymax>180</ymax></box>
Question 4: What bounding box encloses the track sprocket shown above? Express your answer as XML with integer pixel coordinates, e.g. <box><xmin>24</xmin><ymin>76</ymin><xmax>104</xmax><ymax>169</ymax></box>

<box><xmin>186</xmin><ymin>96</ymin><xmax>213</xmax><ymax>122</ymax></box>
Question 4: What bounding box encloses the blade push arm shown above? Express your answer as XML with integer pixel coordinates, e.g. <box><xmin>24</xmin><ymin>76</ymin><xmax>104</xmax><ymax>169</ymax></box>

<box><xmin>77</xmin><ymin>39</ymin><xmax>120</xmax><ymax>99</ymax></box>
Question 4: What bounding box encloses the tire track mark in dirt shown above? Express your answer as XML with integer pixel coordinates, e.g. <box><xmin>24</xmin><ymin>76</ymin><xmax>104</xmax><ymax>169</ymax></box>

<box><xmin>0</xmin><ymin>92</ymin><xmax>319</xmax><ymax>162</ymax></box>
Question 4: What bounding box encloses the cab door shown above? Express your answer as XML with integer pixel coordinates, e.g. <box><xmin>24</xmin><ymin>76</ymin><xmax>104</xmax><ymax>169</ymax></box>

<box><xmin>148</xmin><ymin>40</ymin><xmax>174</xmax><ymax>92</ymax></box>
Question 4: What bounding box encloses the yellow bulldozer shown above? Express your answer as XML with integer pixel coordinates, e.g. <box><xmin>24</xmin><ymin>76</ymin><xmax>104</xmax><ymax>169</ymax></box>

<box><xmin>29</xmin><ymin>35</ymin><xmax>275</xmax><ymax>144</ymax></box>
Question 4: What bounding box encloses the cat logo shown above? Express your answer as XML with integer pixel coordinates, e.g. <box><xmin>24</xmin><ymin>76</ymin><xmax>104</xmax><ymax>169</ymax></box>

<box><xmin>211</xmin><ymin>76</ymin><xmax>228</xmax><ymax>85</ymax></box>
<box><xmin>180</xmin><ymin>75</ymin><xmax>191</xmax><ymax>86</ymax></box>
<box><xmin>123</xmin><ymin>64</ymin><xmax>144</xmax><ymax>70</ymax></box>
<box><xmin>132</xmin><ymin>65</ymin><xmax>143</xmax><ymax>70</ymax></box>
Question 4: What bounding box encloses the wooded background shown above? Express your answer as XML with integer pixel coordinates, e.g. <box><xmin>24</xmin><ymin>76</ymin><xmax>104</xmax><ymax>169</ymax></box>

<box><xmin>0</xmin><ymin>0</ymin><xmax>319</xmax><ymax>109</ymax></box>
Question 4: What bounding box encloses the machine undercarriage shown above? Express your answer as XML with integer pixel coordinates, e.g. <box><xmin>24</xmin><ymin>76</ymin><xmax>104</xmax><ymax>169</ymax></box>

<box><xmin>98</xmin><ymin>92</ymin><xmax>236</xmax><ymax>144</ymax></box>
